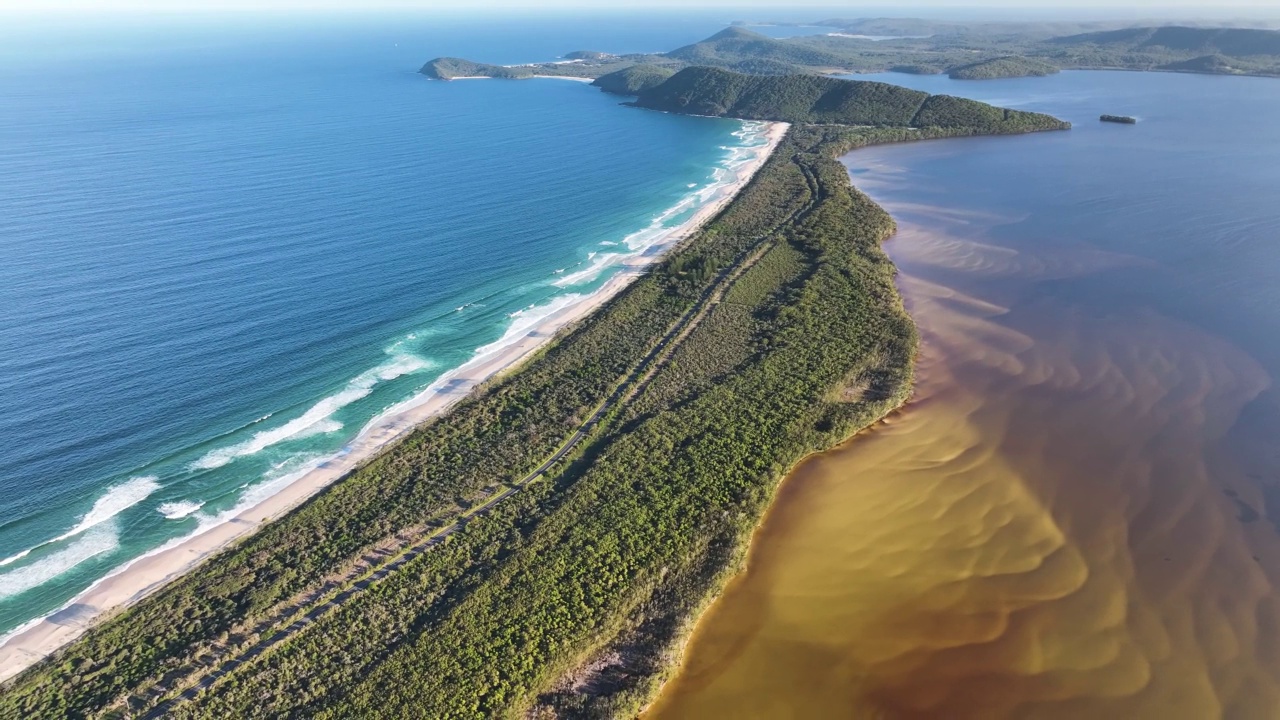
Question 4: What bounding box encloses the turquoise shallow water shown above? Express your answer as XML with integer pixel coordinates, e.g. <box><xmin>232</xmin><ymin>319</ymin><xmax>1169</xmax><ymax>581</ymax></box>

<box><xmin>0</xmin><ymin>14</ymin><xmax>772</xmax><ymax>637</ymax></box>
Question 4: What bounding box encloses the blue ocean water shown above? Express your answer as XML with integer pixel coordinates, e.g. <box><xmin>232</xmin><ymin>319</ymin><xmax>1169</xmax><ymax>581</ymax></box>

<box><xmin>0</xmin><ymin>13</ymin><xmax>778</xmax><ymax>638</ymax></box>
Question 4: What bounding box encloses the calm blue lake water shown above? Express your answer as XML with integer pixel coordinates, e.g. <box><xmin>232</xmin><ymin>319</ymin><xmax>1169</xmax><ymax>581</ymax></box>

<box><xmin>846</xmin><ymin>69</ymin><xmax>1280</xmax><ymax>370</ymax></box>
<box><xmin>0</xmin><ymin>13</ymin><xmax>784</xmax><ymax>638</ymax></box>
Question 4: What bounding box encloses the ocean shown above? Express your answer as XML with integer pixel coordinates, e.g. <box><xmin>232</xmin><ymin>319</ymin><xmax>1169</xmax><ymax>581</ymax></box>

<box><xmin>0</xmin><ymin>12</ymin><xmax>785</xmax><ymax>639</ymax></box>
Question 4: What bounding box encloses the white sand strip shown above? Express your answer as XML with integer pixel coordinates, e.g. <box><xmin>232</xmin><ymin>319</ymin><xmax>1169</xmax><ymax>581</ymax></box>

<box><xmin>530</xmin><ymin>75</ymin><xmax>595</xmax><ymax>82</ymax></box>
<box><xmin>0</xmin><ymin>121</ymin><xmax>789</xmax><ymax>683</ymax></box>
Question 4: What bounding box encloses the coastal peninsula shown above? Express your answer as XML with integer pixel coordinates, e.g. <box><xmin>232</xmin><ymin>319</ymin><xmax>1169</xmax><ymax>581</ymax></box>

<box><xmin>420</xmin><ymin>22</ymin><xmax>1280</xmax><ymax>83</ymax></box>
<box><xmin>1</xmin><ymin>63</ymin><xmax>1066</xmax><ymax>720</ymax></box>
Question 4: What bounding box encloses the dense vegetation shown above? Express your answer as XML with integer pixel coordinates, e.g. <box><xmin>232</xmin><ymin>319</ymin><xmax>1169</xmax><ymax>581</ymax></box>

<box><xmin>590</xmin><ymin>64</ymin><xmax>675</xmax><ymax>95</ymax></box>
<box><xmin>890</xmin><ymin>63</ymin><xmax>944</xmax><ymax>75</ymax></box>
<box><xmin>1101</xmin><ymin>114</ymin><xmax>1138</xmax><ymax>124</ymax></box>
<box><xmin>420</xmin><ymin>57</ymin><xmax>535</xmax><ymax>80</ymax></box>
<box><xmin>1160</xmin><ymin>54</ymin><xmax>1242</xmax><ymax>74</ymax></box>
<box><xmin>181</xmin><ymin>126</ymin><xmax>926</xmax><ymax>720</ymax></box>
<box><xmin>632</xmin><ymin>67</ymin><xmax>1070</xmax><ymax>134</ymax></box>
<box><xmin>2</xmin><ymin>60</ymin><xmax>1069</xmax><ymax>720</ymax></box>
<box><xmin>948</xmin><ymin>55</ymin><xmax>1060</xmax><ymax>79</ymax></box>
<box><xmin>812</xmin><ymin>16</ymin><xmax>1166</xmax><ymax>39</ymax></box>
<box><xmin>664</xmin><ymin>26</ymin><xmax>849</xmax><ymax>72</ymax></box>
<box><xmin>420</xmin><ymin>56</ymin><xmax>645</xmax><ymax>81</ymax></box>
<box><xmin>634</xmin><ymin>67</ymin><xmax>925</xmax><ymax>123</ymax></box>
<box><xmin>564</xmin><ymin>51</ymin><xmax>616</xmax><ymax>61</ymax></box>
<box><xmin>1049</xmin><ymin>26</ymin><xmax>1280</xmax><ymax>57</ymax></box>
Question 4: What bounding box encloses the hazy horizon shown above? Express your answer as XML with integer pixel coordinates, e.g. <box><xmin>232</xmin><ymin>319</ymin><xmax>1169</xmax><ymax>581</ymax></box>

<box><xmin>4</xmin><ymin>1</ymin><xmax>1280</xmax><ymax>21</ymax></box>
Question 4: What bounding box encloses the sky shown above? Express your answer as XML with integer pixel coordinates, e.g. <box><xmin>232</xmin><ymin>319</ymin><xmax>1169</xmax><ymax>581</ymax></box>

<box><xmin>3</xmin><ymin>0</ymin><xmax>1280</xmax><ymax>12</ymax></box>
<box><xmin>2</xmin><ymin>0</ymin><xmax>1279</xmax><ymax>26</ymax></box>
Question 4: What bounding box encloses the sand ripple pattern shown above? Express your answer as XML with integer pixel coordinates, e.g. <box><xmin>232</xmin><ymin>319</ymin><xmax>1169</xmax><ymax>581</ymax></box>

<box><xmin>648</xmin><ymin>181</ymin><xmax>1280</xmax><ymax>720</ymax></box>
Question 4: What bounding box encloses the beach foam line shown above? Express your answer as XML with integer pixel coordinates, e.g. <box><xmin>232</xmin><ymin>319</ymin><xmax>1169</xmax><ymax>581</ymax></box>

<box><xmin>553</xmin><ymin>121</ymin><xmax>775</xmax><ymax>289</ymax></box>
<box><xmin>0</xmin><ymin>120</ymin><xmax>790</xmax><ymax>684</ymax></box>
<box><xmin>0</xmin><ymin>525</ymin><xmax>120</xmax><ymax>601</ymax></box>
<box><xmin>530</xmin><ymin>75</ymin><xmax>594</xmax><ymax>83</ymax></box>
<box><xmin>366</xmin><ymin>293</ymin><xmax>586</xmax><ymax>425</ymax></box>
<box><xmin>157</xmin><ymin>501</ymin><xmax>205</xmax><ymax>520</ymax></box>
<box><xmin>190</xmin><ymin>353</ymin><xmax>429</xmax><ymax>471</ymax></box>
<box><xmin>0</xmin><ymin>476</ymin><xmax>158</xmax><ymax>568</ymax></box>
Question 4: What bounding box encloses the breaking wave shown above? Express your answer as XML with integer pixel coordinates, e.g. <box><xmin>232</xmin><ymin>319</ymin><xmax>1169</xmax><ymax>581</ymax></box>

<box><xmin>190</xmin><ymin>354</ymin><xmax>429</xmax><ymax>471</ymax></box>
<box><xmin>0</xmin><ymin>477</ymin><xmax>158</xmax><ymax>568</ymax></box>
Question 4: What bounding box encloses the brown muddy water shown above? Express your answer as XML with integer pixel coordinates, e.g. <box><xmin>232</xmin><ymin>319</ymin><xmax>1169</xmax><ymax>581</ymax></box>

<box><xmin>648</xmin><ymin>71</ymin><xmax>1280</xmax><ymax>720</ymax></box>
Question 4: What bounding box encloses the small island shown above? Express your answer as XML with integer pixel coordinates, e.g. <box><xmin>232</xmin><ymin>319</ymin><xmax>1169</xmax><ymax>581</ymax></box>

<box><xmin>1101</xmin><ymin>114</ymin><xmax>1138</xmax><ymax>124</ymax></box>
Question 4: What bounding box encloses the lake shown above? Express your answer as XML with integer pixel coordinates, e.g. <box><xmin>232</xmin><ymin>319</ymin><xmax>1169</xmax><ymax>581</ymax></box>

<box><xmin>649</xmin><ymin>70</ymin><xmax>1280</xmax><ymax>719</ymax></box>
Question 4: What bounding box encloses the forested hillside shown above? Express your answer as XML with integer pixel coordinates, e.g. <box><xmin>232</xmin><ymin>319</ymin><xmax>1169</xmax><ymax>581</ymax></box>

<box><xmin>591</xmin><ymin>64</ymin><xmax>675</xmax><ymax>95</ymax></box>
<box><xmin>665</xmin><ymin>26</ymin><xmax>849</xmax><ymax>71</ymax></box>
<box><xmin>948</xmin><ymin>56</ymin><xmax>1060</xmax><ymax>79</ymax></box>
<box><xmin>632</xmin><ymin>67</ymin><xmax>1070</xmax><ymax>133</ymax></box>
<box><xmin>1050</xmin><ymin>26</ymin><xmax>1280</xmax><ymax>57</ymax></box>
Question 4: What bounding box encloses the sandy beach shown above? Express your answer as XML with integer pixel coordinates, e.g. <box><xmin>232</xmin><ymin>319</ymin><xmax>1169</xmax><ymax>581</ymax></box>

<box><xmin>0</xmin><ymin>120</ymin><xmax>789</xmax><ymax>683</ymax></box>
<box><xmin>445</xmin><ymin>75</ymin><xmax>594</xmax><ymax>82</ymax></box>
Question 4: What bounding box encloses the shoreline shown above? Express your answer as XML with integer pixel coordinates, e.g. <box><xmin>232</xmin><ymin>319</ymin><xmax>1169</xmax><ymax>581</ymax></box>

<box><xmin>0</xmin><ymin>120</ymin><xmax>790</xmax><ymax>684</ymax></box>
<box><xmin>445</xmin><ymin>75</ymin><xmax>595</xmax><ymax>82</ymax></box>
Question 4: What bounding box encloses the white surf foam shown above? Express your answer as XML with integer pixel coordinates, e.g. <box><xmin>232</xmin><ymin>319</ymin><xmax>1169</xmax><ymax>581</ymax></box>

<box><xmin>367</xmin><ymin>292</ymin><xmax>587</xmax><ymax>428</ymax></box>
<box><xmin>472</xmin><ymin>293</ymin><xmax>584</xmax><ymax>361</ymax></box>
<box><xmin>552</xmin><ymin>121</ymin><xmax>772</xmax><ymax>289</ymax></box>
<box><xmin>0</xmin><ymin>476</ymin><xmax>158</xmax><ymax>568</ymax></box>
<box><xmin>157</xmin><ymin>501</ymin><xmax>205</xmax><ymax>520</ymax></box>
<box><xmin>0</xmin><ymin>524</ymin><xmax>120</xmax><ymax>601</ymax></box>
<box><xmin>191</xmin><ymin>353</ymin><xmax>428</xmax><ymax>471</ymax></box>
<box><xmin>553</xmin><ymin>253</ymin><xmax>624</xmax><ymax>287</ymax></box>
<box><xmin>0</xmin><ymin>119</ymin><xmax>786</xmax><ymax>671</ymax></box>
<box><xmin>0</xmin><ymin>453</ymin><xmax>329</xmax><ymax>648</ymax></box>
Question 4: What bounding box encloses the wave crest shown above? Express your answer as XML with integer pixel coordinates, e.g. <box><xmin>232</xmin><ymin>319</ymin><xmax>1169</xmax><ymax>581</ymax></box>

<box><xmin>0</xmin><ymin>476</ymin><xmax>158</xmax><ymax>568</ymax></box>
<box><xmin>190</xmin><ymin>354</ymin><xmax>427</xmax><ymax>471</ymax></box>
<box><xmin>0</xmin><ymin>524</ymin><xmax>120</xmax><ymax>601</ymax></box>
<box><xmin>157</xmin><ymin>501</ymin><xmax>205</xmax><ymax>520</ymax></box>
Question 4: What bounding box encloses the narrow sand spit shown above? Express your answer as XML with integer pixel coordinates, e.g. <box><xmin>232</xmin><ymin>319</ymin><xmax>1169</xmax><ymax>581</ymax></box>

<box><xmin>0</xmin><ymin>120</ymin><xmax>789</xmax><ymax>682</ymax></box>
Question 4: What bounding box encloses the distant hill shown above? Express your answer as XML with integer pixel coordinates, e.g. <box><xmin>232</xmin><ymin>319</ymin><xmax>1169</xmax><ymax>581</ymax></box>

<box><xmin>563</xmin><ymin>51</ymin><xmax>616</xmax><ymax>61</ymax></box>
<box><xmin>420</xmin><ymin>55</ymin><xmax>648</xmax><ymax>82</ymax></box>
<box><xmin>816</xmin><ymin>17</ymin><xmax>966</xmax><ymax>37</ymax></box>
<box><xmin>814</xmin><ymin>17</ymin><xmax>1164</xmax><ymax>39</ymax></box>
<box><xmin>420</xmin><ymin>58</ymin><xmax>532</xmax><ymax>80</ymax></box>
<box><xmin>632</xmin><ymin>66</ymin><xmax>1069</xmax><ymax>134</ymax></box>
<box><xmin>592</xmin><ymin>65</ymin><xmax>675</xmax><ymax>95</ymax></box>
<box><xmin>948</xmin><ymin>56</ymin><xmax>1060</xmax><ymax>80</ymax></box>
<box><xmin>890</xmin><ymin>64</ymin><xmax>944</xmax><ymax>75</ymax></box>
<box><xmin>634</xmin><ymin>66</ymin><xmax>926</xmax><ymax>124</ymax></box>
<box><xmin>1050</xmin><ymin>26</ymin><xmax>1280</xmax><ymax>58</ymax></box>
<box><xmin>664</xmin><ymin>27</ymin><xmax>848</xmax><ymax>71</ymax></box>
<box><xmin>1159</xmin><ymin>54</ymin><xmax>1243</xmax><ymax>73</ymax></box>
<box><xmin>420</xmin><ymin>21</ymin><xmax>1280</xmax><ymax>86</ymax></box>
